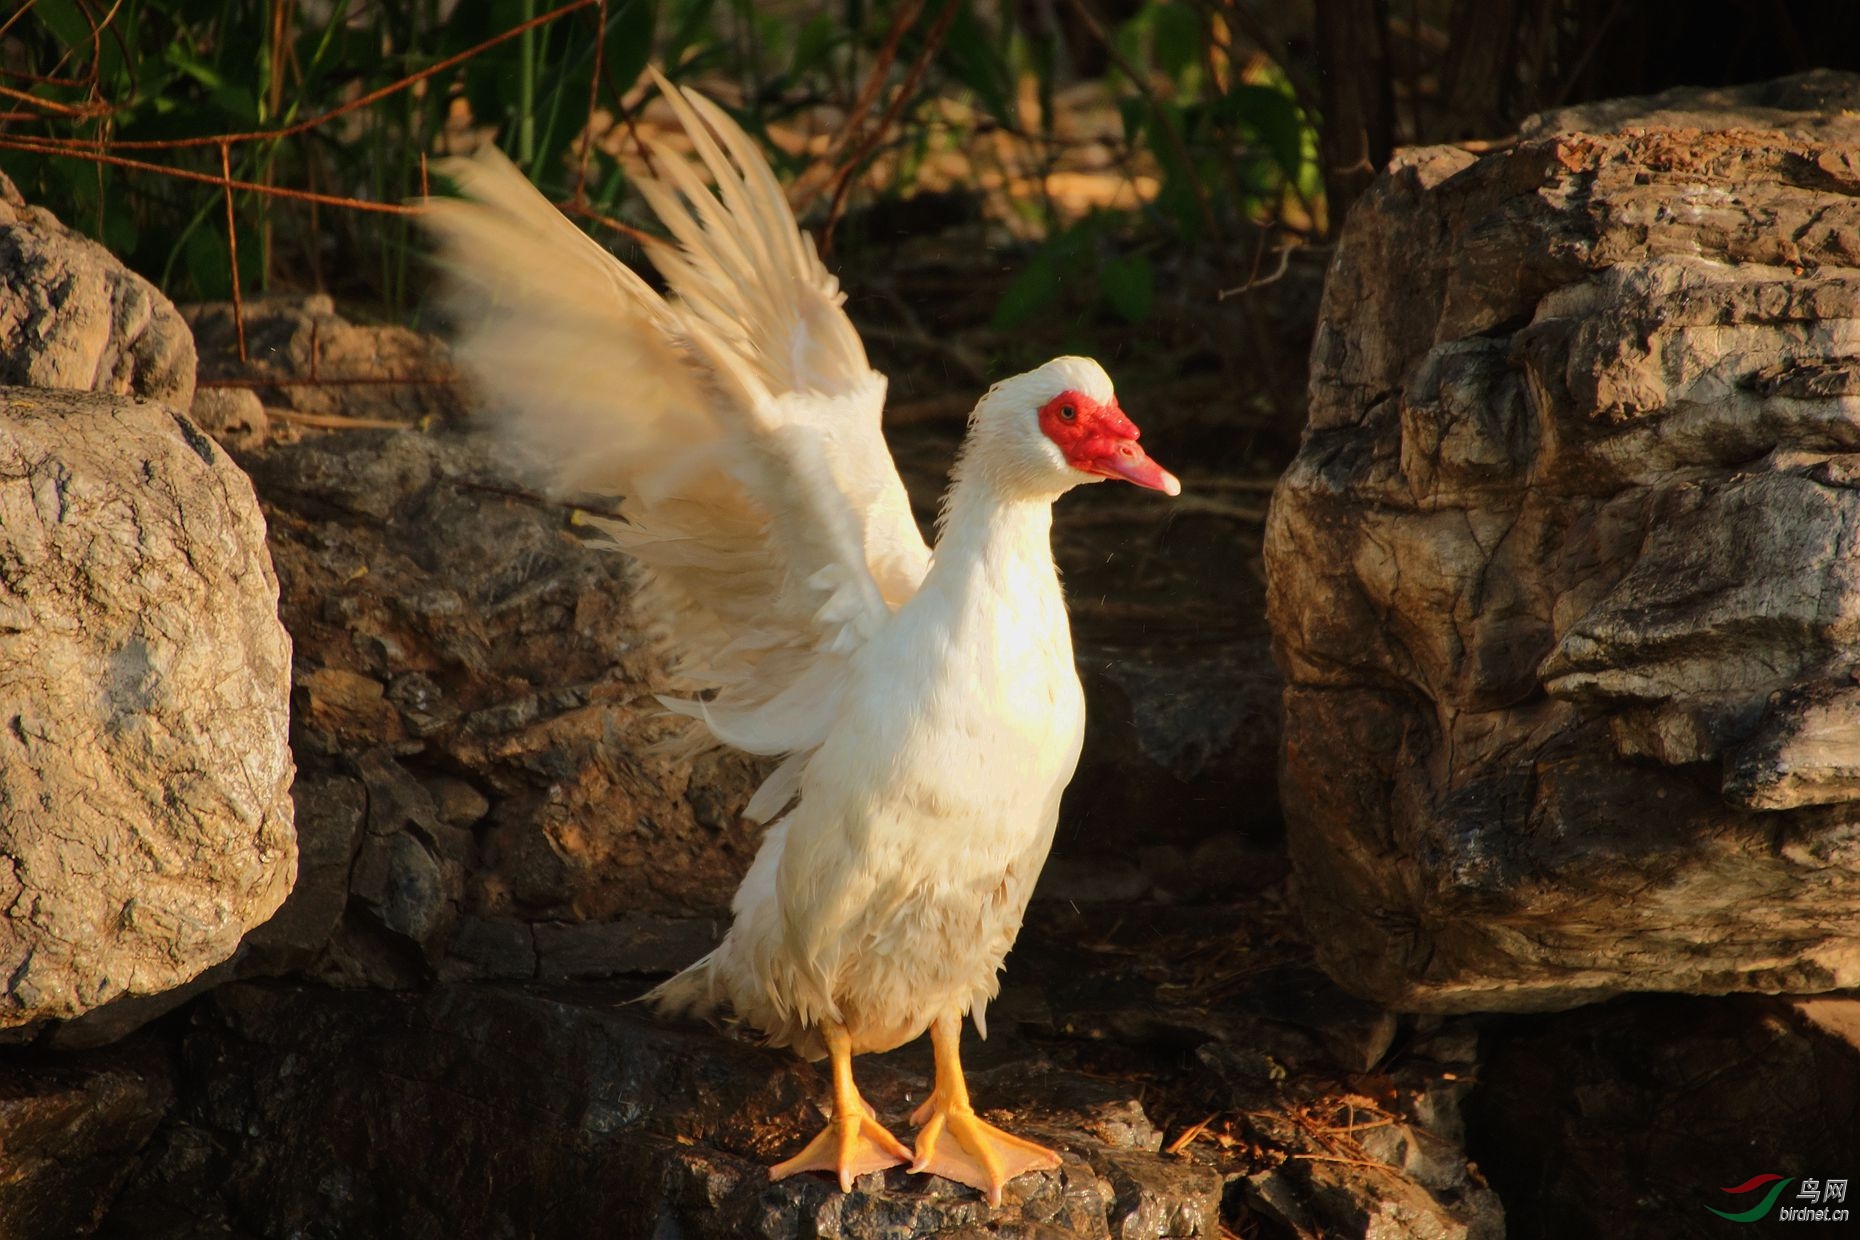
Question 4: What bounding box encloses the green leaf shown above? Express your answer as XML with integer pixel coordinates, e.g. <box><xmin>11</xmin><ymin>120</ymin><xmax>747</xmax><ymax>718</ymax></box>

<box><xmin>1150</xmin><ymin>2</ymin><xmax>1200</xmax><ymax>86</ymax></box>
<box><xmin>603</xmin><ymin>0</ymin><xmax>656</xmax><ymax>98</ymax></box>
<box><xmin>102</xmin><ymin>195</ymin><xmax>139</xmax><ymax>256</ymax></box>
<box><xmin>1116</xmin><ymin>96</ymin><xmax>1147</xmax><ymax>145</ymax></box>
<box><xmin>939</xmin><ymin>3</ymin><xmax>1013</xmax><ymax>125</ymax></box>
<box><xmin>662</xmin><ymin>0</ymin><xmax>716</xmax><ymax>70</ymax></box>
<box><xmin>444</xmin><ymin>0</ymin><xmax>533</xmax><ymax>138</ymax></box>
<box><xmin>27</xmin><ymin>0</ymin><xmax>91</xmax><ymax>49</ymax></box>
<box><xmin>163</xmin><ymin>47</ymin><xmax>226</xmax><ymax>91</ymax></box>
<box><xmin>1221</xmin><ymin>84</ymin><xmax>1309</xmax><ymax>180</ymax></box>
<box><xmin>210</xmin><ymin>83</ymin><xmax>260</xmax><ymax>126</ymax></box>
<box><xmin>1111</xmin><ymin>15</ymin><xmax>1145</xmax><ymax>89</ymax></box>
<box><xmin>1098</xmin><ymin>255</ymin><xmax>1153</xmax><ymax>323</ymax></box>
<box><xmin>992</xmin><ymin>247</ymin><xmax>1063</xmax><ymax>331</ymax></box>
<box><xmin>184</xmin><ymin>227</ymin><xmax>230</xmax><ymax>301</ymax></box>
<box><xmin>789</xmin><ymin>12</ymin><xmax>835</xmax><ymax>76</ymax></box>
<box><xmin>1146</xmin><ymin>99</ymin><xmax>1204</xmax><ymax>237</ymax></box>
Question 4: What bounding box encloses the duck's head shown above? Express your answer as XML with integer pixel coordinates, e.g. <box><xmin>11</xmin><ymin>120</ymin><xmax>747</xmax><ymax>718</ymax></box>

<box><xmin>961</xmin><ymin>356</ymin><xmax>1180</xmax><ymax>500</ymax></box>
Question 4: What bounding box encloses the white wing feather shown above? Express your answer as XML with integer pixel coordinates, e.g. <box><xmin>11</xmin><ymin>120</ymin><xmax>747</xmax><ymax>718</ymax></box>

<box><xmin>424</xmin><ymin>73</ymin><xmax>930</xmax><ymax>819</ymax></box>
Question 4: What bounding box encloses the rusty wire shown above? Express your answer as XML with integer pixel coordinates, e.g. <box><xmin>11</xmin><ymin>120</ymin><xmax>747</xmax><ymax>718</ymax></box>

<box><xmin>1</xmin><ymin>0</ymin><xmax>623</xmax><ymax>357</ymax></box>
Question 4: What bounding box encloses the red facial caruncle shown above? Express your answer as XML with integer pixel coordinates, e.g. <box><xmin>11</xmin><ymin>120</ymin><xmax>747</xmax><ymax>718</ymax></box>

<box><xmin>1037</xmin><ymin>390</ymin><xmax>1181</xmax><ymax>495</ymax></box>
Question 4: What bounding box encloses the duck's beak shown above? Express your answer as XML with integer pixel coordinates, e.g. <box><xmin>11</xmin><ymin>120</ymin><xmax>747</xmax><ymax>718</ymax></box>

<box><xmin>1093</xmin><ymin>438</ymin><xmax>1182</xmax><ymax>490</ymax></box>
<box><xmin>1090</xmin><ymin>437</ymin><xmax>1181</xmax><ymax>495</ymax></box>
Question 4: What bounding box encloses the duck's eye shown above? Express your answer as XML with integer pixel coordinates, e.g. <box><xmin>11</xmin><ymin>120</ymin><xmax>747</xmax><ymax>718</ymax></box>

<box><xmin>1059</xmin><ymin>404</ymin><xmax>1077</xmax><ymax>421</ymax></box>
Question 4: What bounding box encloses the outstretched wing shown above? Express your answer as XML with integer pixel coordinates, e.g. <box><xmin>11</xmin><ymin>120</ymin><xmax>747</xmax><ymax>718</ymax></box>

<box><xmin>424</xmin><ymin>72</ymin><xmax>930</xmax><ymax>821</ymax></box>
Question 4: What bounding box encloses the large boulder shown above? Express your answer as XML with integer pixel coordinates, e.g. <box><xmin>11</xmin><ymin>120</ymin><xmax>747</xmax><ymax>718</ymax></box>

<box><xmin>0</xmin><ymin>387</ymin><xmax>295</xmax><ymax>1032</ymax></box>
<box><xmin>1266</xmin><ymin>73</ymin><xmax>1860</xmax><ymax>1011</ymax></box>
<box><xmin>0</xmin><ymin>173</ymin><xmax>194</xmax><ymax>408</ymax></box>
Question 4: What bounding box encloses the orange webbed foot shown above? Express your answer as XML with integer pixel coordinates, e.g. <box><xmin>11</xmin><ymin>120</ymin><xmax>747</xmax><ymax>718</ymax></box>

<box><xmin>769</xmin><ymin>1109</ymin><xmax>912</xmax><ymax>1192</ymax></box>
<box><xmin>906</xmin><ymin>1012</ymin><xmax>1064</xmax><ymax>1206</ymax></box>
<box><xmin>769</xmin><ymin>1022</ymin><xmax>911</xmax><ymax>1192</ymax></box>
<box><xmin>910</xmin><ymin>1098</ymin><xmax>1063</xmax><ymax>1206</ymax></box>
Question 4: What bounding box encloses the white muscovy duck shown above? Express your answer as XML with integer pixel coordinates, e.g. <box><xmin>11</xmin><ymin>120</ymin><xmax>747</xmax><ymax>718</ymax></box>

<box><xmin>424</xmin><ymin>69</ymin><xmax>1179</xmax><ymax>1205</ymax></box>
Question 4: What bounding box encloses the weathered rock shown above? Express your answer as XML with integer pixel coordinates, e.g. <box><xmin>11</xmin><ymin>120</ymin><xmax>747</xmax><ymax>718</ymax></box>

<box><xmin>1266</xmin><ymin>74</ymin><xmax>1860</xmax><ymax>1010</ymax></box>
<box><xmin>1217</xmin><ymin>1026</ymin><xmax>1504</xmax><ymax>1240</ymax></box>
<box><xmin>0</xmin><ymin>387</ymin><xmax>295</xmax><ymax>1033</ymax></box>
<box><xmin>1065</xmin><ymin>633</ymin><xmax>1281</xmax><ymax>880</ymax></box>
<box><xmin>184</xmin><ymin>294</ymin><xmax>462</xmax><ymax>428</ymax></box>
<box><xmin>0</xmin><ymin>1041</ymin><xmax>173</xmax><ymax>1238</ymax></box>
<box><xmin>1218</xmin><ymin>1007</ymin><xmax>1500</xmax><ymax>1240</ymax></box>
<box><xmin>186</xmin><ymin>386</ymin><xmax>269</xmax><ymax>453</ymax></box>
<box><xmin>1466</xmin><ymin>995</ymin><xmax>1860</xmax><ymax>1239</ymax></box>
<box><xmin>1522</xmin><ymin>67</ymin><xmax>1860</xmax><ymax>143</ymax></box>
<box><xmin>241</xmin><ymin>409</ymin><xmax>766</xmax><ymax>983</ymax></box>
<box><xmin>0</xmin><ymin>175</ymin><xmax>195</xmax><ymax>408</ymax></box>
<box><xmin>1014</xmin><ymin>904</ymin><xmax>1503</xmax><ymax>1240</ymax></box>
<box><xmin>99</xmin><ymin>981</ymin><xmax>1222</xmax><ymax>1239</ymax></box>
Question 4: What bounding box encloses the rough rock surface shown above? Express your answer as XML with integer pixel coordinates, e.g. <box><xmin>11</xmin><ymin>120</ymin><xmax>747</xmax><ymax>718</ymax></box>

<box><xmin>185</xmin><ymin>294</ymin><xmax>463</xmax><ymax>427</ymax></box>
<box><xmin>250</xmin><ymin>424</ymin><xmax>769</xmax><ymax>987</ymax></box>
<box><xmin>1466</xmin><ymin>995</ymin><xmax>1860</xmax><ymax>1239</ymax></box>
<box><xmin>0</xmin><ymin>387</ymin><xmax>295</xmax><ymax>1032</ymax></box>
<box><xmin>0</xmin><ymin>1041</ymin><xmax>173</xmax><ymax>1237</ymax></box>
<box><xmin>0</xmin><ymin>172</ymin><xmax>195</xmax><ymax>408</ymax></box>
<box><xmin>1266</xmin><ymin>74</ymin><xmax>1860</xmax><ymax>1010</ymax></box>
<box><xmin>1016</xmin><ymin>906</ymin><xmax>1504</xmax><ymax>1240</ymax></box>
<box><xmin>186</xmin><ymin>387</ymin><xmax>269</xmax><ymax>453</ymax></box>
<box><xmin>100</xmin><ymin>980</ymin><xmax>1224</xmax><ymax>1240</ymax></box>
<box><xmin>1522</xmin><ymin>67</ymin><xmax>1860</xmax><ymax>143</ymax></box>
<box><xmin>169</xmin><ymin>299</ymin><xmax>815</xmax><ymax>986</ymax></box>
<box><xmin>92</xmin><ymin>901</ymin><xmax>1502</xmax><ymax>1240</ymax></box>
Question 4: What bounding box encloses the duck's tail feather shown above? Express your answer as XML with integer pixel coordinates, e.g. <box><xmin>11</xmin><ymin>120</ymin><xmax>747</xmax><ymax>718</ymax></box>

<box><xmin>642</xmin><ymin>950</ymin><xmax>726</xmax><ymax>1021</ymax></box>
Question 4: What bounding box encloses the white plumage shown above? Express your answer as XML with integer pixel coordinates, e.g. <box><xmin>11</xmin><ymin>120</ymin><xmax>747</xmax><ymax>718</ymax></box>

<box><xmin>425</xmin><ymin>70</ymin><xmax>1179</xmax><ymax>1205</ymax></box>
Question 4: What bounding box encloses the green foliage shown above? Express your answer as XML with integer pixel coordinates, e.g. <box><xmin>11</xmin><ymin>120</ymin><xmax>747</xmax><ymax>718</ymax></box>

<box><xmin>2</xmin><ymin>0</ymin><xmax>664</xmax><ymax>310</ymax></box>
<box><xmin>938</xmin><ymin>3</ymin><xmax>1017</xmax><ymax>127</ymax></box>
<box><xmin>991</xmin><ymin>219</ymin><xmax>1155</xmax><ymax>332</ymax></box>
<box><xmin>0</xmin><ymin>0</ymin><xmax>1318</xmax><ymax>320</ymax></box>
<box><xmin>983</xmin><ymin>0</ymin><xmax>1319</xmax><ymax>328</ymax></box>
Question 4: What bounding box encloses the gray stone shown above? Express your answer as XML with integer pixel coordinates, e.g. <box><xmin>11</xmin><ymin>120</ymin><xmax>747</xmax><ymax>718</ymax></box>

<box><xmin>0</xmin><ymin>1040</ymin><xmax>174</xmax><ymax>1236</ymax></box>
<box><xmin>240</xmin><ymin>773</ymin><xmax>365</xmax><ymax>969</ymax></box>
<box><xmin>1522</xmin><ymin>67</ymin><xmax>1860</xmax><ymax>142</ymax></box>
<box><xmin>38</xmin><ymin>959</ymin><xmax>238</xmax><ymax>1052</ymax></box>
<box><xmin>1094</xmin><ymin>1150</ymin><xmax>1223</xmax><ymax>1240</ymax></box>
<box><xmin>242</xmin><ymin>392</ymin><xmax>771</xmax><ymax>951</ymax></box>
<box><xmin>186</xmin><ymin>386</ymin><xmax>268</xmax><ymax>452</ymax></box>
<box><xmin>182</xmin><ymin>294</ymin><xmax>460</xmax><ymax>427</ymax></box>
<box><xmin>100</xmin><ymin>982</ymin><xmax>1222</xmax><ymax>1239</ymax></box>
<box><xmin>1246</xmin><ymin>1157</ymin><xmax>1500</xmax><ymax>1240</ymax></box>
<box><xmin>0</xmin><ymin>189</ymin><xmax>195</xmax><ymax>408</ymax></box>
<box><xmin>533</xmin><ymin>914</ymin><xmax>725</xmax><ymax>981</ymax></box>
<box><xmin>0</xmin><ymin>387</ymin><xmax>295</xmax><ymax>1032</ymax></box>
<box><xmin>1266</xmin><ymin>75</ymin><xmax>1860</xmax><ymax>1012</ymax></box>
<box><xmin>439</xmin><ymin>915</ymin><xmax>536</xmax><ymax>980</ymax></box>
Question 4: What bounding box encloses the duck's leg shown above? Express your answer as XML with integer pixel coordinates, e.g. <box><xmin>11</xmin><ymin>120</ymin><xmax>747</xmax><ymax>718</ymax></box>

<box><xmin>908</xmin><ymin>1011</ymin><xmax>1063</xmax><ymax>1206</ymax></box>
<box><xmin>770</xmin><ymin>1021</ymin><xmax>912</xmax><ymax>1192</ymax></box>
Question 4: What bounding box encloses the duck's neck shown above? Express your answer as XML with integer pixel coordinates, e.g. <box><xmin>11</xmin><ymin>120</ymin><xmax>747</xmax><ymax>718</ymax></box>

<box><xmin>928</xmin><ymin>468</ymin><xmax>1063</xmax><ymax>589</ymax></box>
